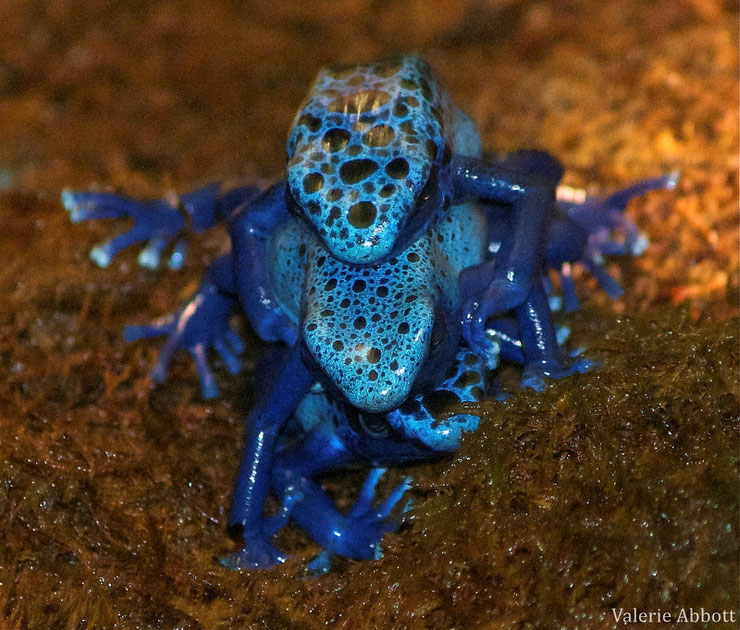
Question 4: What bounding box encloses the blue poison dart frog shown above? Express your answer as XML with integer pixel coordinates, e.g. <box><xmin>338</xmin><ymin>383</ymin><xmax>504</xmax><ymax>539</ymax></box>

<box><xmin>62</xmin><ymin>55</ymin><xmax>676</xmax><ymax>573</ymax></box>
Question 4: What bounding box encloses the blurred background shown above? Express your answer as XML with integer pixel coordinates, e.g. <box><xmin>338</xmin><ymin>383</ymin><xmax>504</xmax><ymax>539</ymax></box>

<box><xmin>0</xmin><ymin>0</ymin><xmax>736</xmax><ymax>315</ymax></box>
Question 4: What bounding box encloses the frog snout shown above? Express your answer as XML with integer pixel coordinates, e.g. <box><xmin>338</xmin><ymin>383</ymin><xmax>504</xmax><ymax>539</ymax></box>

<box><xmin>302</xmin><ymin>302</ymin><xmax>435</xmax><ymax>414</ymax></box>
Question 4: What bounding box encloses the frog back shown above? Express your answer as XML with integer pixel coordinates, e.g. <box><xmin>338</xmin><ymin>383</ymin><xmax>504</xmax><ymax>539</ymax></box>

<box><xmin>286</xmin><ymin>55</ymin><xmax>481</xmax><ymax>265</ymax></box>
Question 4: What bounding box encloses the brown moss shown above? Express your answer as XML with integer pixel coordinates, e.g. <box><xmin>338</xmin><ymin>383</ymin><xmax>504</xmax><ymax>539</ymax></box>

<box><xmin>0</xmin><ymin>0</ymin><xmax>737</xmax><ymax>628</ymax></box>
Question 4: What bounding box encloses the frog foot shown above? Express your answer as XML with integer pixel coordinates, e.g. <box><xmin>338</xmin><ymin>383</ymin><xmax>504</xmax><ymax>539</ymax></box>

<box><xmin>62</xmin><ymin>188</ymin><xmax>189</xmax><ymax>270</ymax></box>
<box><xmin>465</xmin><ymin>325</ymin><xmax>502</xmax><ymax>370</ymax></box>
<box><xmin>220</xmin><ymin>533</ymin><xmax>288</xmax><ymax>571</ymax></box>
<box><xmin>332</xmin><ymin>468</ymin><xmax>413</xmax><ymax>561</ymax></box>
<box><xmin>302</xmin><ymin>550</ymin><xmax>334</xmax><ymax>578</ymax></box>
<box><xmin>220</xmin><ymin>489</ymin><xmax>301</xmax><ymax>571</ymax></box>
<box><xmin>125</xmin><ymin>284</ymin><xmax>243</xmax><ymax>399</ymax></box>
<box><xmin>520</xmin><ymin>352</ymin><xmax>598</xmax><ymax>393</ymax></box>
<box><xmin>554</xmin><ymin>173</ymin><xmax>678</xmax><ymax>311</ymax></box>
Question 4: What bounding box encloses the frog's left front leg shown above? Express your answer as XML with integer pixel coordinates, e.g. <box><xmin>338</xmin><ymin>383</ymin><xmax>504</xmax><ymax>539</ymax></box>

<box><xmin>513</xmin><ymin>282</ymin><xmax>595</xmax><ymax>392</ymax></box>
<box><xmin>451</xmin><ymin>153</ymin><xmax>560</xmax><ymax>346</ymax></box>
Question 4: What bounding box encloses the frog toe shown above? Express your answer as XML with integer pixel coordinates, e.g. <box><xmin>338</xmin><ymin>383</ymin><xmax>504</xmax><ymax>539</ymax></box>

<box><xmin>189</xmin><ymin>344</ymin><xmax>220</xmax><ymax>399</ymax></box>
<box><xmin>123</xmin><ymin>314</ymin><xmax>176</xmax><ymax>342</ymax></box>
<box><xmin>304</xmin><ymin>550</ymin><xmax>333</xmax><ymax>578</ymax></box>
<box><xmin>520</xmin><ymin>354</ymin><xmax>598</xmax><ymax>391</ymax></box>
<box><xmin>62</xmin><ymin>189</ymin><xmax>135</xmax><ymax>222</ymax></box>
<box><xmin>335</xmin><ymin>473</ymin><xmax>412</xmax><ymax>560</ymax></box>
<box><xmin>137</xmin><ymin>238</ymin><xmax>170</xmax><ymax>270</ymax></box>
<box><xmin>220</xmin><ymin>536</ymin><xmax>288</xmax><ymax>571</ymax></box>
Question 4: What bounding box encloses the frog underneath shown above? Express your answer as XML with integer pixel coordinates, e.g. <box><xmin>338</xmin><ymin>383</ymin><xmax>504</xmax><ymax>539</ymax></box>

<box><xmin>62</xmin><ymin>55</ymin><xmax>675</xmax><ymax>572</ymax></box>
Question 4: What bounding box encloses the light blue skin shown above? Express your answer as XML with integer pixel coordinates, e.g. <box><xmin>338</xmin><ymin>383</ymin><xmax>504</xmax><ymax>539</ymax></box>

<box><xmin>285</xmin><ymin>56</ymin><xmax>471</xmax><ymax>265</ymax></box>
<box><xmin>61</xmin><ymin>55</ymin><xmax>676</xmax><ymax>572</ymax></box>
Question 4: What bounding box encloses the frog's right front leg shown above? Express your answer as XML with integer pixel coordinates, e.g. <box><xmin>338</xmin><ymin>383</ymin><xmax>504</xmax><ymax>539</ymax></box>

<box><xmin>224</xmin><ymin>343</ymin><xmax>314</xmax><ymax>570</ymax></box>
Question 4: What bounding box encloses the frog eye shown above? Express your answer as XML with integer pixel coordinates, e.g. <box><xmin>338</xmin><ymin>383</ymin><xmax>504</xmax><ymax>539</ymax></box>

<box><xmin>285</xmin><ymin>186</ymin><xmax>305</xmax><ymax>217</ymax></box>
<box><xmin>431</xmin><ymin>313</ymin><xmax>445</xmax><ymax>348</ymax></box>
<box><xmin>401</xmin><ymin>165</ymin><xmax>442</xmax><ymax>241</ymax></box>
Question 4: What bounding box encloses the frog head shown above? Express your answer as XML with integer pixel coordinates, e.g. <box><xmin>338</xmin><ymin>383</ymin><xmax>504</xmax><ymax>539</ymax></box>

<box><xmin>286</xmin><ymin>55</ymin><xmax>452</xmax><ymax>266</ymax></box>
<box><xmin>300</xmin><ymin>231</ymin><xmax>458</xmax><ymax>414</ymax></box>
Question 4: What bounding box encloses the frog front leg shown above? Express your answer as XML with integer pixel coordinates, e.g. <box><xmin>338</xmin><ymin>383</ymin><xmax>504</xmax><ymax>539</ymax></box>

<box><xmin>478</xmin><ymin>284</ymin><xmax>593</xmax><ymax>391</ymax></box>
<box><xmin>235</xmin><ymin>347</ymin><xmax>487</xmax><ymax>573</ymax></box>
<box><xmin>225</xmin><ymin>343</ymin><xmax>314</xmax><ymax>570</ymax></box>
<box><xmin>451</xmin><ymin>153</ymin><xmax>561</xmax><ymax>346</ymax></box>
<box><xmin>275</xmin><ymin>349</ymin><xmax>486</xmax><ymax>568</ymax></box>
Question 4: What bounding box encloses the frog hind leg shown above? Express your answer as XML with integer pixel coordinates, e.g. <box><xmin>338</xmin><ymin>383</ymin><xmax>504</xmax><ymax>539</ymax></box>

<box><xmin>224</xmin><ymin>343</ymin><xmax>314</xmax><ymax>571</ymax></box>
<box><xmin>63</xmin><ymin>183</ymin><xmax>260</xmax><ymax>269</ymax></box>
<box><xmin>124</xmin><ymin>254</ymin><xmax>244</xmax><ymax>398</ymax></box>
<box><xmin>453</xmin><ymin>150</ymin><xmax>563</xmax><ymax>312</ymax></box>
<box><xmin>547</xmin><ymin>173</ymin><xmax>678</xmax><ymax>311</ymax></box>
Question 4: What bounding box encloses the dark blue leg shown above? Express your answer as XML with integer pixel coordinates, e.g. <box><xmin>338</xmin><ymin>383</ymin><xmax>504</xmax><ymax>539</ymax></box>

<box><xmin>124</xmin><ymin>254</ymin><xmax>243</xmax><ymax>399</ymax></box>
<box><xmin>228</xmin><ymin>181</ymin><xmax>298</xmax><ymax>345</ymax></box>
<box><xmin>224</xmin><ymin>343</ymin><xmax>314</xmax><ymax>570</ymax></box>
<box><xmin>482</xmin><ymin>149</ymin><xmax>564</xmax><ymax>182</ymax></box>
<box><xmin>515</xmin><ymin>283</ymin><xmax>595</xmax><ymax>392</ymax></box>
<box><xmin>563</xmin><ymin>174</ymin><xmax>676</xmax><ymax>245</ymax></box>
<box><xmin>484</xmin><ymin>315</ymin><xmax>571</xmax><ymax>367</ymax></box>
<box><xmin>125</xmin><ymin>183</ymin><xmax>300</xmax><ymax>398</ymax></box>
<box><xmin>255</xmin><ymin>344</ymin><xmax>494</xmax><ymax>572</ymax></box>
<box><xmin>269</xmin><ymin>422</ymin><xmax>413</xmax><ymax>574</ymax></box>
<box><xmin>452</xmin><ymin>153</ymin><xmax>560</xmax><ymax>349</ymax></box>
<box><xmin>546</xmin><ymin>173</ymin><xmax>677</xmax><ymax>310</ymax></box>
<box><xmin>62</xmin><ymin>183</ymin><xmax>260</xmax><ymax>269</ymax></box>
